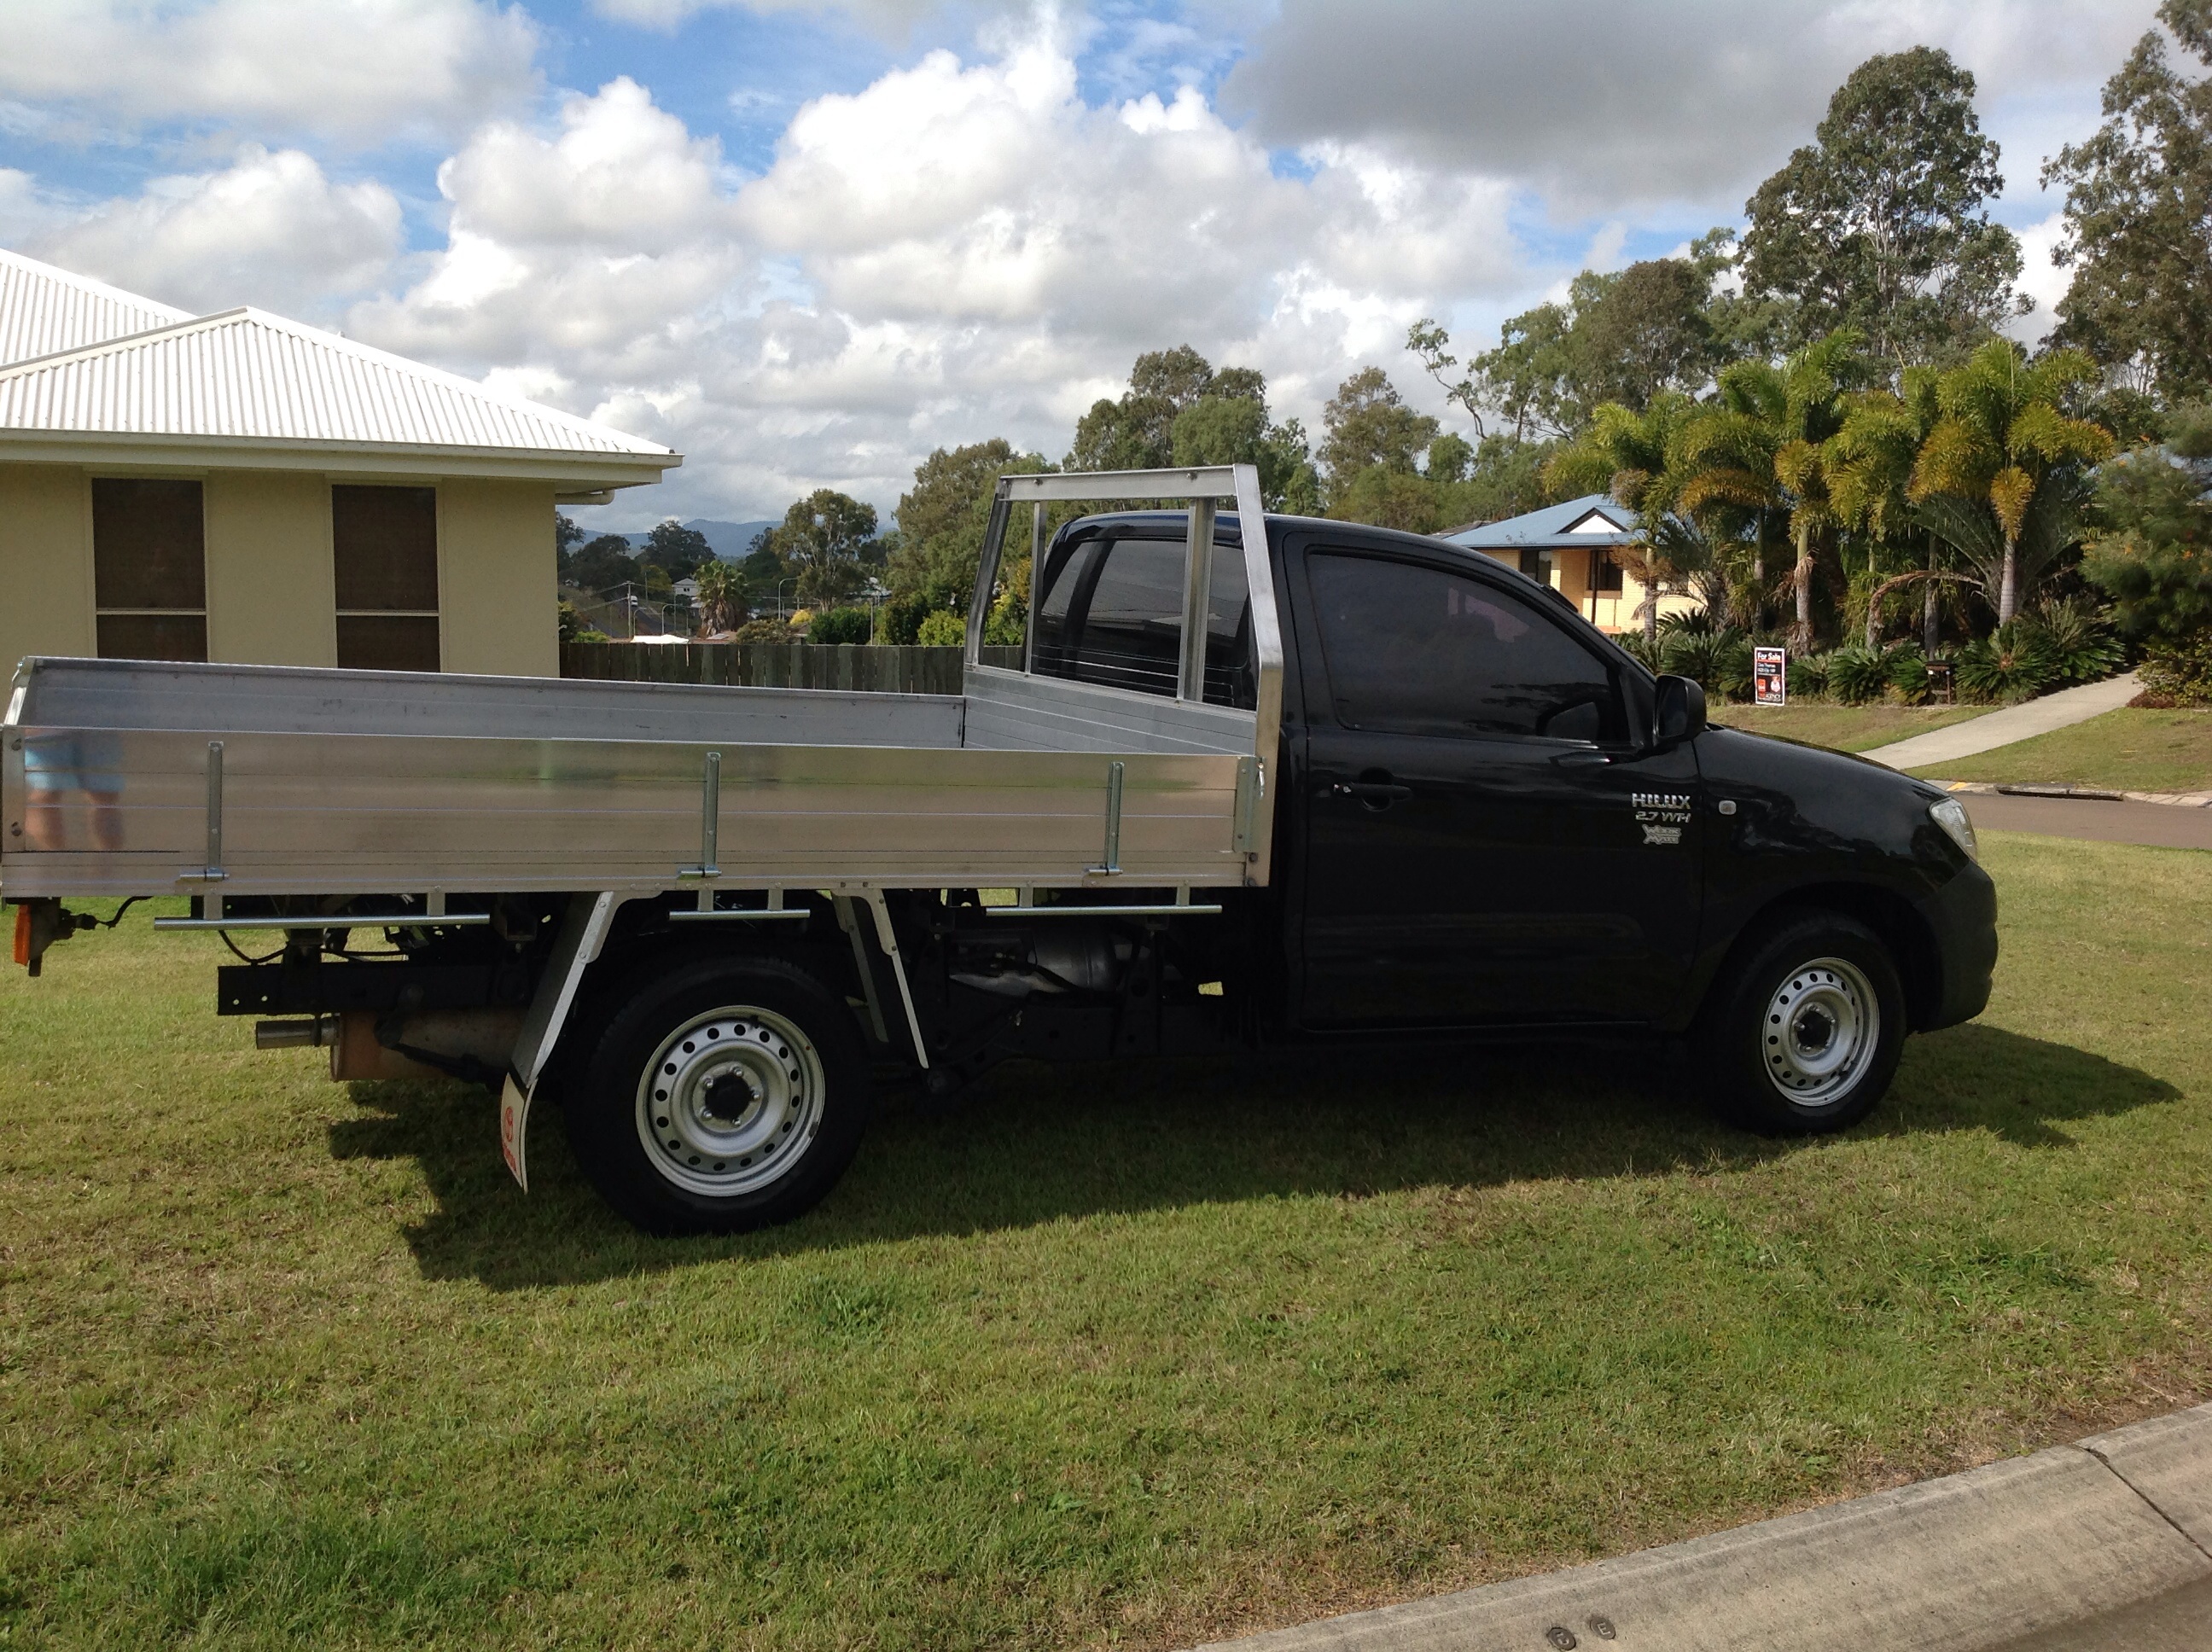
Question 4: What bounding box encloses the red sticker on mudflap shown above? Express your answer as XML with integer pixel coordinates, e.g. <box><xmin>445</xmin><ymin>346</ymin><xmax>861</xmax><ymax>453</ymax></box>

<box><xmin>499</xmin><ymin>1073</ymin><xmax>531</xmax><ymax>1192</ymax></box>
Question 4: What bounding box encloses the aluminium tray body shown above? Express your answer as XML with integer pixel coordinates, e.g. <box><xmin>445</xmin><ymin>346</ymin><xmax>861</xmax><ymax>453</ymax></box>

<box><xmin>1</xmin><ymin>656</ymin><xmax>1268</xmax><ymax>902</ymax></box>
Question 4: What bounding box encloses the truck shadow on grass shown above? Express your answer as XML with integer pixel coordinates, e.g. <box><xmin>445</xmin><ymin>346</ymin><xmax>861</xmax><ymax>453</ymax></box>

<box><xmin>327</xmin><ymin>1020</ymin><xmax>2179</xmax><ymax>1289</ymax></box>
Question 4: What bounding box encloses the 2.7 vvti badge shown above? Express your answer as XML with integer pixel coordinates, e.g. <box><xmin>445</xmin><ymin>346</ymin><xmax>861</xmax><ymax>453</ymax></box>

<box><xmin>1633</xmin><ymin>790</ymin><xmax>1692</xmax><ymax>846</ymax></box>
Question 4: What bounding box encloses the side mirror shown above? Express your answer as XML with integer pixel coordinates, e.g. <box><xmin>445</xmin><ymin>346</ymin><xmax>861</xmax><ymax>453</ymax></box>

<box><xmin>1653</xmin><ymin>674</ymin><xmax>1707</xmax><ymax>746</ymax></box>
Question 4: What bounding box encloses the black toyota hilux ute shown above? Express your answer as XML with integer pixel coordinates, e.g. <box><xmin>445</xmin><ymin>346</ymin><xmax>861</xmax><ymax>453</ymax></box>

<box><xmin>998</xmin><ymin>509</ymin><xmax>1996</xmax><ymax>1131</ymax></box>
<box><xmin>3</xmin><ymin>484</ymin><xmax>1997</xmax><ymax>1238</ymax></box>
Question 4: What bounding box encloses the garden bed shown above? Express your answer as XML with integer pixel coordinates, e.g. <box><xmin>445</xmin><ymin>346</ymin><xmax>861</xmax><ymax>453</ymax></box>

<box><xmin>4</xmin><ymin>841</ymin><xmax>2211</xmax><ymax>1649</ymax></box>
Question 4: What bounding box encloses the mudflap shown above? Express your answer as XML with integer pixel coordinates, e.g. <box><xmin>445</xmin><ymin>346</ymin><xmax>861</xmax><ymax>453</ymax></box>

<box><xmin>500</xmin><ymin>1072</ymin><xmax>532</xmax><ymax>1191</ymax></box>
<box><xmin>500</xmin><ymin>890</ymin><xmax>624</xmax><ymax>1194</ymax></box>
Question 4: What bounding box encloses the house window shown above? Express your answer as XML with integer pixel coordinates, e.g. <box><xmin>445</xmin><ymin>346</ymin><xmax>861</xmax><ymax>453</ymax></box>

<box><xmin>333</xmin><ymin>485</ymin><xmax>439</xmax><ymax>672</ymax></box>
<box><xmin>1593</xmin><ymin>550</ymin><xmax>1624</xmax><ymax>593</ymax></box>
<box><xmin>93</xmin><ymin>478</ymin><xmax>207</xmax><ymax>661</ymax></box>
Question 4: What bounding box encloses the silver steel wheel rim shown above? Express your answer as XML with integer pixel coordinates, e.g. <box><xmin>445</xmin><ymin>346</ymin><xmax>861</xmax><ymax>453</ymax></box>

<box><xmin>1761</xmin><ymin>956</ymin><xmax>1878</xmax><ymax>1107</ymax></box>
<box><xmin>635</xmin><ymin>1005</ymin><xmax>825</xmax><ymax>1196</ymax></box>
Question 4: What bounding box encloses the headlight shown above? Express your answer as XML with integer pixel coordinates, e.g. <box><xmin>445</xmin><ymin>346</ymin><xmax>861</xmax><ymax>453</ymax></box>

<box><xmin>1929</xmin><ymin>796</ymin><xmax>1978</xmax><ymax>862</ymax></box>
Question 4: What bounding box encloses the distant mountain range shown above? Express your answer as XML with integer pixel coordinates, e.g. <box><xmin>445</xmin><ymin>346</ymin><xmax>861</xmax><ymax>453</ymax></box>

<box><xmin>622</xmin><ymin>519</ymin><xmax>777</xmax><ymax>561</ymax></box>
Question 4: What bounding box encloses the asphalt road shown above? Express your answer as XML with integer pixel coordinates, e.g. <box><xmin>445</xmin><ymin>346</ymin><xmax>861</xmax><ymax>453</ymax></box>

<box><xmin>1961</xmin><ymin>791</ymin><xmax>2212</xmax><ymax>852</ymax></box>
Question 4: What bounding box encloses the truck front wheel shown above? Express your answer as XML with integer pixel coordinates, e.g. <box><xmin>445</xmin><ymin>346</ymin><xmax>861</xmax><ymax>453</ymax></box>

<box><xmin>568</xmin><ymin>957</ymin><xmax>873</xmax><ymax>1234</ymax></box>
<box><xmin>1698</xmin><ymin>913</ymin><xmax>1905</xmax><ymax>1136</ymax></box>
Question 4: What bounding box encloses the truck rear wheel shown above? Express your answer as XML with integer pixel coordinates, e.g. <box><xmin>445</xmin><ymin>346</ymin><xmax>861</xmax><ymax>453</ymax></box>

<box><xmin>568</xmin><ymin>956</ymin><xmax>872</xmax><ymax>1235</ymax></box>
<box><xmin>1698</xmin><ymin>912</ymin><xmax>1905</xmax><ymax>1137</ymax></box>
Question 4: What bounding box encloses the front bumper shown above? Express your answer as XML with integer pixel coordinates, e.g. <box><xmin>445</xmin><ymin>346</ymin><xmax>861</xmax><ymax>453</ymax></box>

<box><xmin>1914</xmin><ymin>861</ymin><xmax>1998</xmax><ymax>1031</ymax></box>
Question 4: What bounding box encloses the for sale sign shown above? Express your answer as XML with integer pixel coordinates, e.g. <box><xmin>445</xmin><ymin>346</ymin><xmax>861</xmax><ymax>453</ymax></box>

<box><xmin>1753</xmin><ymin>646</ymin><xmax>1787</xmax><ymax>707</ymax></box>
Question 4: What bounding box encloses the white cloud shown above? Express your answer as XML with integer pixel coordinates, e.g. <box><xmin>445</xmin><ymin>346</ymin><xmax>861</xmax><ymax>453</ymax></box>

<box><xmin>28</xmin><ymin>146</ymin><xmax>404</xmax><ymax>318</ymax></box>
<box><xmin>1221</xmin><ymin>0</ymin><xmax>2160</xmax><ymax>212</ymax></box>
<box><xmin>436</xmin><ymin>77</ymin><xmax>737</xmax><ymax>253</ymax></box>
<box><xmin>349</xmin><ymin>78</ymin><xmax>747</xmax><ymax>368</ymax></box>
<box><xmin>346</xmin><ymin>32</ymin><xmax>1529</xmax><ymax>521</ymax></box>
<box><xmin>0</xmin><ymin>0</ymin><xmax>540</xmax><ymax>143</ymax></box>
<box><xmin>587</xmin><ymin>0</ymin><xmax>1009</xmax><ymax>33</ymax></box>
<box><xmin>2007</xmin><ymin>209</ymin><xmax>2074</xmax><ymax>346</ymax></box>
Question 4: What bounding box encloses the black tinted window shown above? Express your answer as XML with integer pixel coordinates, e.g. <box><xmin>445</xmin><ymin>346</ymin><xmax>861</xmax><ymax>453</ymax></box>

<box><xmin>1202</xmin><ymin>544</ymin><xmax>1254</xmax><ymax>709</ymax></box>
<box><xmin>1030</xmin><ymin>532</ymin><xmax>1184</xmax><ymax>699</ymax></box>
<box><xmin>1307</xmin><ymin>553</ymin><xmax>1624</xmax><ymax>742</ymax></box>
<box><xmin>1031</xmin><ymin>526</ymin><xmax>1256</xmax><ymax>707</ymax></box>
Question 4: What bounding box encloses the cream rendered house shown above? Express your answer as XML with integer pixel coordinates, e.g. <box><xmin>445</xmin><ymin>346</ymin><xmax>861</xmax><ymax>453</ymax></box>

<box><xmin>1443</xmin><ymin>493</ymin><xmax>1703</xmax><ymax>635</ymax></box>
<box><xmin>0</xmin><ymin>250</ymin><xmax>677</xmax><ymax>681</ymax></box>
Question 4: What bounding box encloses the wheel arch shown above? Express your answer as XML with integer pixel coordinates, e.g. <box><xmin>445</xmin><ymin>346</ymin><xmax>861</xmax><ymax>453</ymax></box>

<box><xmin>1711</xmin><ymin>881</ymin><xmax>1944</xmax><ymax>1032</ymax></box>
<box><xmin>545</xmin><ymin>918</ymin><xmax>875</xmax><ymax>1098</ymax></box>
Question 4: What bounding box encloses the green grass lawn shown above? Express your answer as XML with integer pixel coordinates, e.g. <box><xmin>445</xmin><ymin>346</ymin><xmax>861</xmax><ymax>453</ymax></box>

<box><xmin>1907</xmin><ymin>707</ymin><xmax>2212</xmax><ymax>793</ymax></box>
<box><xmin>6</xmin><ymin>841</ymin><xmax>2212</xmax><ymax>1649</ymax></box>
<box><xmin>1711</xmin><ymin>701</ymin><xmax>1989</xmax><ymax>753</ymax></box>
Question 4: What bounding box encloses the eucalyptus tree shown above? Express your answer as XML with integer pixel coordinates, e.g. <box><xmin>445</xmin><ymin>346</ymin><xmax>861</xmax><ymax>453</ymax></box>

<box><xmin>1742</xmin><ymin>48</ymin><xmax>2025</xmax><ymax>369</ymax></box>
<box><xmin>1907</xmin><ymin>341</ymin><xmax>2116</xmax><ymax>623</ymax></box>
<box><xmin>2044</xmin><ymin>0</ymin><xmax>2212</xmax><ymax>404</ymax></box>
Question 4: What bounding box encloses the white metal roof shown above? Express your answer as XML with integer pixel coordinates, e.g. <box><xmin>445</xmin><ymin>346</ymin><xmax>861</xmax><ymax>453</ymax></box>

<box><xmin>0</xmin><ymin>304</ymin><xmax>674</xmax><ymax>462</ymax></box>
<box><xmin>0</xmin><ymin>247</ymin><xmax>189</xmax><ymax>368</ymax></box>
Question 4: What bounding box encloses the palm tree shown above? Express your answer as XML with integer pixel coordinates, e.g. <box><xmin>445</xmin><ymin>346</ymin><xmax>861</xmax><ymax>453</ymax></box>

<box><xmin>1670</xmin><ymin>364</ymin><xmax>1789</xmax><ymax>631</ymax></box>
<box><xmin>1908</xmin><ymin>341</ymin><xmax>2116</xmax><ymax>625</ymax></box>
<box><xmin>1673</xmin><ymin>330</ymin><xmax>1861</xmax><ymax>650</ymax></box>
<box><xmin>693</xmin><ymin>560</ymin><xmax>748</xmax><ymax>637</ymax></box>
<box><xmin>1545</xmin><ymin>393</ymin><xmax>1703</xmax><ymax>643</ymax></box>
<box><xmin>1825</xmin><ymin>371</ymin><xmax>1976</xmax><ymax>650</ymax></box>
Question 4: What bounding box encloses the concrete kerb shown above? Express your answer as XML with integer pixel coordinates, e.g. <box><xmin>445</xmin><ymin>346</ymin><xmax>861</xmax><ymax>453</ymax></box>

<box><xmin>1934</xmin><ymin>780</ymin><xmax>2212</xmax><ymax>810</ymax></box>
<box><xmin>1193</xmin><ymin>1403</ymin><xmax>2212</xmax><ymax>1652</ymax></box>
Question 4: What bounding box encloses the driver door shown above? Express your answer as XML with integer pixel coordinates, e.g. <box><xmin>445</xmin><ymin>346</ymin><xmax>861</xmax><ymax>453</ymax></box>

<box><xmin>1293</xmin><ymin>549</ymin><xmax>1703</xmax><ymax>1028</ymax></box>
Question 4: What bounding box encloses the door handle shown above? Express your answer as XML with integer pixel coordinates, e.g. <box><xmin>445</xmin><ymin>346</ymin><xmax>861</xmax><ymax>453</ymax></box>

<box><xmin>1332</xmin><ymin>780</ymin><xmax>1413</xmax><ymax>807</ymax></box>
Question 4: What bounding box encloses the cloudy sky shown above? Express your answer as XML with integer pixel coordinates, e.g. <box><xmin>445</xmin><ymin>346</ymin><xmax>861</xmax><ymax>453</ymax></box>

<box><xmin>0</xmin><ymin>0</ymin><xmax>2165</xmax><ymax>528</ymax></box>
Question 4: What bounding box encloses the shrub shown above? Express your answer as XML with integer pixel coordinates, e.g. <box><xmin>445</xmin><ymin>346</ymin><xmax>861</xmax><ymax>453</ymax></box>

<box><xmin>2137</xmin><ymin>631</ymin><xmax>2212</xmax><ymax>707</ymax></box>
<box><xmin>1955</xmin><ymin>623</ymin><xmax>2059</xmax><ymax>703</ymax></box>
<box><xmin>2081</xmin><ymin>436</ymin><xmax>2212</xmax><ymax>643</ymax></box>
<box><xmin>876</xmin><ymin>593</ymin><xmax>932</xmax><ymax>646</ymax></box>
<box><xmin>1884</xmin><ymin>643</ymin><xmax>1930</xmax><ymax>705</ymax></box>
<box><xmin>1614</xmin><ymin>631</ymin><xmax>1662</xmax><ymax>672</ymax></box>
<box><xmin>732</xmin><ymin>618</ymin><xmax>795</xmax><ymax>643</ymax></box>
<box><xmin>574</xmin><ymin>628</ymin><xmax>610</xmax><ymax>644</ymax></box>
<box><xmin>2024</xmin><ymin>596</ymin><xmax>2127</xmax><ymax>686</ymax></box>
<box><xmin>1654</xmin><ymin>626</ymin><xmax>1755</xmax><ymax>699</ymax></box>
<box><xmin>984</xmin><ymin>591</ymin><xmax>1027</xmax><ymax>647</ymax></box>
<box><xmin>1787</xmin><ymin>652</ymin><xmax>1831</xmax><ymax>701</ymax></box>
<box><xmin>916</xmin><ymin>610</ymin><xmax>966</xmax><ymax>647</ymax></box>
<box><xmin>1658</xmin><ymin>628</ymin><xmax>1720</xmax><ymax>688</ymax></box>
<box><xmin>1826</xmin><ymin>646</ymin><xmax>1888</xmax><ymax>705</ymax></box>
<box><xmin>807</xmin><ymin>607</ymin><xmax>872</xmax><ymax>646</ymax></box>
<box><xmin>1656</xmin><ymin>609</ymin><xmax>1717</xmax><ymax>637</ymax></box>
<box><xmin>1713</xmin><ymin>634</ymin><xmax>1755</xmax><ymax>701</ymax></box>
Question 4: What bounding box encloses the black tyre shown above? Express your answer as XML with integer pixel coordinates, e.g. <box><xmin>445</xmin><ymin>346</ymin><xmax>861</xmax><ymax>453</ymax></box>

<box><xmin>568</xmin><ymin>955</ymin><xmax>872</xmax><ymax>1235</ymax></box>
<box><xmin>1697</xmin><ymin>912</ymin><xmax>1905</xmax><ymax>1136</ymax></box>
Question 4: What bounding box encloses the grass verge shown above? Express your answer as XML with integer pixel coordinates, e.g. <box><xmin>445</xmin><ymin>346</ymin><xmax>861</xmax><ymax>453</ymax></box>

<box><xmin>1908</xmin><ymin>707</ymin><xmax>2212</xmax><ymax>793</ymax></box>
<box><xmin>1712</xmin><ymin>702</ymin><xmax>1988</xmax><ymax>753</ymax></box>
<box><xmin>4</xmin><ymin>841</ymin><xmax>2211</xmax><ymax>1649</ymax></box>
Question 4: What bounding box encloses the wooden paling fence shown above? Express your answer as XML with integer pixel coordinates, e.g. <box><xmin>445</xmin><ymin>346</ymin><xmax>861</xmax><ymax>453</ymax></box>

<box><xmin>561</xmin><ymin>642</ymin><xmax>1022</xmax><ymax>695</ymax></box>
